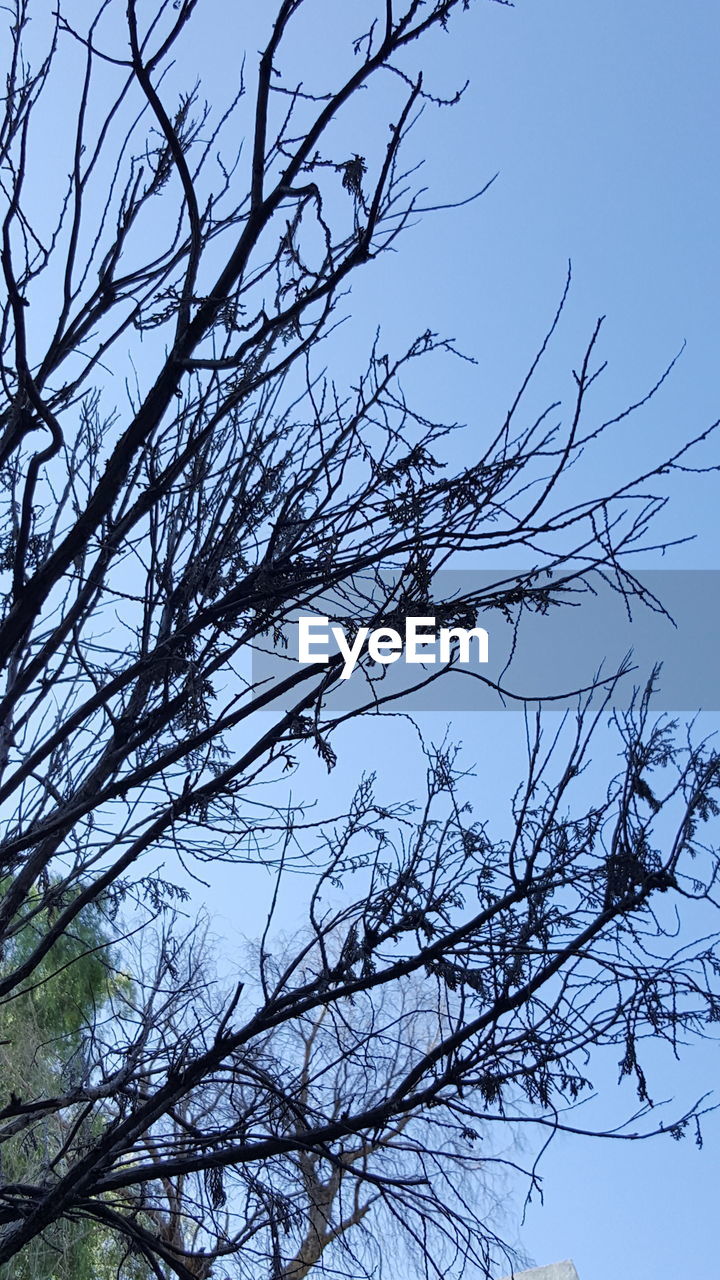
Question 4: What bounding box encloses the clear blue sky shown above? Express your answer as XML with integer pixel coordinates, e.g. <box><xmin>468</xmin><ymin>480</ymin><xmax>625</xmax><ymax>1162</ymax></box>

<box><xmin>375</xmin><ymin>4</ymin><xmax>720</xmax><ymax>1276</ymax></box>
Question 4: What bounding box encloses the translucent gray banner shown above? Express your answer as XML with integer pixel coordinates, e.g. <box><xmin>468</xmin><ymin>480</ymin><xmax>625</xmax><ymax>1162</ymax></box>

<box><xmin>250</xmin><ymin>570</ymin><xmax>720</xmax><ymax>712</ymax></box>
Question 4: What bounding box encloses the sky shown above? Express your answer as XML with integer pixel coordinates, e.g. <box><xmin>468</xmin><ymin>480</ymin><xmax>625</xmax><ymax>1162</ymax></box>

<box><xmin>370</xmin><ymin>4</ymin><xmax>720</xmax><ymax>1276</ymax></box>
<box><xmin>18</xmin><ymin>2</ymin><xmax>719</xmax><ymax>1278</ymax></box>
<box><xmin>164</xmin><ymin>3</ymin><xmax>720</xmax><ymax>1277</ymax></box>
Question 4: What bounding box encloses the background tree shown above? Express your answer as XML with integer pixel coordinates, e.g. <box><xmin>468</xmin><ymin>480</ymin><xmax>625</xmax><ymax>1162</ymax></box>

<box><xmin>0</xmin><ymin>1</ymin><xmax>719</xmax><ymax>1277</ymax></box>
<box><xmin>0</xmin><ymin>886</ymin><xmax>150</xmax><ymax>1278</ymax></box>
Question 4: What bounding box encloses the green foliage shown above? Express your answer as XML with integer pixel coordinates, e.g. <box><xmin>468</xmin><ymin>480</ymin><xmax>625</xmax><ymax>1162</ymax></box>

<box><xmin>0</xmin><ymin>885</ymin><xmax>144</xmax><ymax>1280</ymax></box>
<box><xmin>2</xmin><ymin>883</ymin><xmax>114</xmax><ymax>1060</ymax></box>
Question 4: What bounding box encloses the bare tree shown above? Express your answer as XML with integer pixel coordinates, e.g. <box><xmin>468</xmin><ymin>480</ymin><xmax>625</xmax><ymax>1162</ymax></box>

<box><xmin>96</xmin><ymin>926</ymin><xmax>516</xmax><ymax>1280</ymax></box>
<box><xmin>0</xmin><ymin>1</ymin><xmax>719</xmax><ymax>1277</ymax></box>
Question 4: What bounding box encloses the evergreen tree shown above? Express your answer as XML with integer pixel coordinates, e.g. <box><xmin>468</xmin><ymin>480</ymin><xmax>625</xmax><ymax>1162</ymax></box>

<box><xmin>0</xmin><ymin>888</ymin><xmax>146</xmax><ymax>1279</ymax></box>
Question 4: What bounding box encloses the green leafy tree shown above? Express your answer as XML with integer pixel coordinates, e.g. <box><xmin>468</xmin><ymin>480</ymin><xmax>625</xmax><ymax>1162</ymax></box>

<box><xmin>0</xmin><ymin>888</ymin><xmax>146</xmax><ymax>1279</ymax></box>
